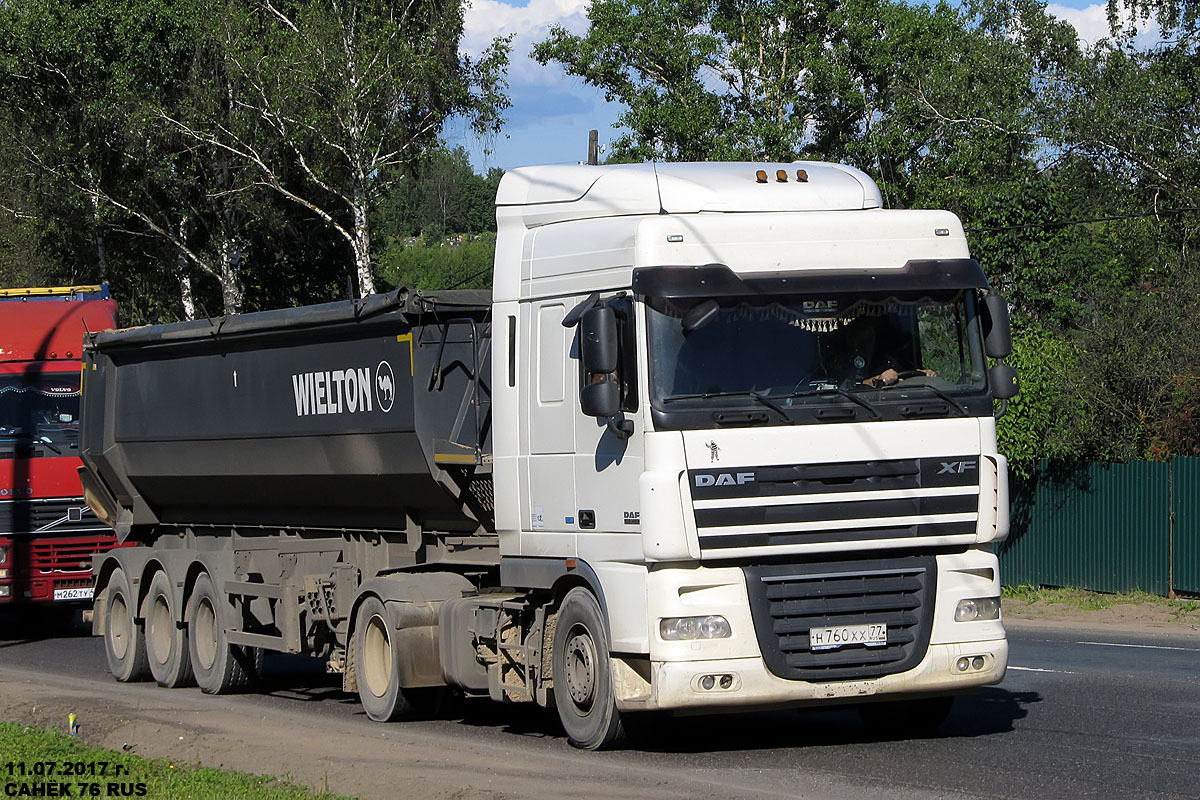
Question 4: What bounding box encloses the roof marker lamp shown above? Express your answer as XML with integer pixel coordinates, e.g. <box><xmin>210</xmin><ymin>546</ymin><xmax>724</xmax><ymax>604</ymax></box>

<box><xmin>755</xmin><ymin>170</ymin><xmax>768</xmax><ymax>183</ymax></box>
<box><xmin>775</xmin><ymin>169</ymin><xmax>788</xmax><ymax>182</ymax></box>
<box><xmin>795</xmin><ymin>169</ymin><xmax>809</xmax><ymax>182</ymax></box>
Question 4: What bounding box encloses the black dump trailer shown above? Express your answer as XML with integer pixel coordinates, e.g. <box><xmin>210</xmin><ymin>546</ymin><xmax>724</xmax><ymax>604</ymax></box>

<box><xmin>80</xmin><ymin>290</ymin><xmax>499</xmax><ymax>713</ymax></box>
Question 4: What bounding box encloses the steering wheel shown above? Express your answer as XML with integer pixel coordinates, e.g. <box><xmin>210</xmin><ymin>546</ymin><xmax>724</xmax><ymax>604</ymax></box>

<box><xmin>895</xmin><ymin>370</ymin><xmax>927</xmax><ymax>380</ymax></box>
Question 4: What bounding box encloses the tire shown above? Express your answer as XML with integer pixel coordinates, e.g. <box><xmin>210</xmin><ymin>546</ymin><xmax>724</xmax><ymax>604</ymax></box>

<box><xmin>187</xmin><ymin>572</ymin><xmax>257</xmax><ymax>694</ymax></box>
<box><xmin>354</xmin><ymin>595</ymin><xmax>444</xmax><ymax>722</ymax></box>
<box><xmin>102</xmin><ymin>567</ymin><xmax>150</xmax><ymax>682</ymax></box>
<box><xmin>858</xmin><ymin>695</ymin><xmax>955</xmax><ymax>737</ymax></box>
<box><xmin>552</xmin><ymin>587</ymin><xmax>625</xmax><ymax>750</ymax></box>
<box><xmin>144</xmin><ymin>570</ymin><xmax>194</xmax><ymax>688</ymax></box>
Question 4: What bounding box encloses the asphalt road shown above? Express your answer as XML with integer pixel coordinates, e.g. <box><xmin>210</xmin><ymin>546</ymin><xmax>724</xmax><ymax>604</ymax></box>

<box><xmin>1</xmin><ymin>611</ymin><xmax>1197</xmax><ymax>800</ymax></box>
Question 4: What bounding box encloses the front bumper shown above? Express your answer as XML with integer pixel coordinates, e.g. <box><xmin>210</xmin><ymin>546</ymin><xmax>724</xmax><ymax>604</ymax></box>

<box><xmin>617</xmin><ymin>637</ymin><xmax>1007</xmax><ymax>713</ymax></box>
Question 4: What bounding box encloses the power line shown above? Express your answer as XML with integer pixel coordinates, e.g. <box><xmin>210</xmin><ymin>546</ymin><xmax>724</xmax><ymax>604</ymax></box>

<box><xmin>965</xmin><ymin>206</ymin><xmax>1200</xmax><ymax>233</ymax></box>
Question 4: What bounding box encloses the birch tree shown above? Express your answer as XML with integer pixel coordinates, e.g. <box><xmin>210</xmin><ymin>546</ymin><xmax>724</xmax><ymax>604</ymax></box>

<box><xmin>168</xmin><ymin>0</ymin><xmax>510</xmax><ymax>297</ymax></box>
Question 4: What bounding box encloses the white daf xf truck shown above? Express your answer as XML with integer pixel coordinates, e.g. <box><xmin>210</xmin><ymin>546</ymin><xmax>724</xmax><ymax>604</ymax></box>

<box><xmin>83</xmin><ymin>161</ymin><xmax>1018</xmax><ymax>750</ymax></box>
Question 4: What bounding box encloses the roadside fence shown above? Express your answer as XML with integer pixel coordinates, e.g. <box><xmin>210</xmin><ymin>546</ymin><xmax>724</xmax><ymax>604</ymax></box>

<box><xmin>997</xmin><ymin>456</ymin><xmax>1200</xmax><ymax>597</ymax></box>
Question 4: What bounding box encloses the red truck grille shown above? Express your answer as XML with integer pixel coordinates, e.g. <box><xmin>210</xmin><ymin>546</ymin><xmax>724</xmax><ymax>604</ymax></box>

<box><xmin>30</xmin><ymin>535</ymin><xmax>117</xmax><ymax>574</ymax></box>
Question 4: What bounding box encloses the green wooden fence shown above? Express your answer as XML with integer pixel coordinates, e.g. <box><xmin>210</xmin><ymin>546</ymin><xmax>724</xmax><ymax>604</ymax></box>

<box><xmin>997</xmin><ymin>457</ymin><xmax>1200</xmax><ymax>597</ymax></box>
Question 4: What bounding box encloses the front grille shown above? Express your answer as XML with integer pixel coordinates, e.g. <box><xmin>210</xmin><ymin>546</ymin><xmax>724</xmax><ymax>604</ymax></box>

<box><xmin>30</xmin><ymin>535</ymin><xmax>119</xmax><ymax>574</ymax></box>
<box><xmin>743</xmin><ymin>556</ymin><xmax>936</xmax><ymax>682</ymax></box>
<box><xmin>0</xmin><ymin>498</ymin><xmax>107</xmax><ymax>535</ymax></box>
<box><xmin>691</xmin><ymin>456</ymin><xmax>980</xmax><ymax>556</ymax></box>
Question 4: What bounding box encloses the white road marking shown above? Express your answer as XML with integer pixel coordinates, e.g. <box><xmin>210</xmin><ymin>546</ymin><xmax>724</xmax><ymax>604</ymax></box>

<box><xmin>1078</xmin><ymin>640</ymin><xmax>1200</xmax><ymax>652</ymax></box>
<box><xmin>1009</xmin><ymin>666</ymin><xmax>1079</xmax><ymax>674</ymax></box>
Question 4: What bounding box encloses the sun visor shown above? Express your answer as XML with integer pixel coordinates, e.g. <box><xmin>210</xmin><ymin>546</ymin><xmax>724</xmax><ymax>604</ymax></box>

<box><xmin>632</xmin><ymin>260</ymin><xmax>990</xmax><ymax>300</ymax></box>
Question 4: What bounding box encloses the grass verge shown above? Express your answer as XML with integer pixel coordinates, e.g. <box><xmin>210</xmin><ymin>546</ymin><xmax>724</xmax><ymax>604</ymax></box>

<box><xmin>1002</xmin><ymin>584</ymin><xmax>1200</xmax><ymax>617</ymax></box>
<box><xmin>0</xmin><ymin>720</ymin><xmax>349</xmax><ymax>799</ymax></box>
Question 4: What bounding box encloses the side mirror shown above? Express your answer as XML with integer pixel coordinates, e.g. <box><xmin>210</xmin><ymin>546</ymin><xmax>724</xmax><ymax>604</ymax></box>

<box><xmin>580</xmin><ymin>306</ymin><xmax>618</xmax><ymax>373</ymax></box>
<box><xmin>990</xmin><ymin>362</ymin><xmax>1019</xmax><ymax>400</ymax></box>
<box><xmin>682</xmin><ymin>299</ymin><xmax>720</xmax><ymax>334</ymax></box>
<box><xmin>981</xmin><ymin>294</ymin><xmax>1013</xmax><ymax>359</ymax></box>
<box><xmin>580</xmin><ymin>379</ymin><xmax>620</xmax><ymax>419</ymax></box>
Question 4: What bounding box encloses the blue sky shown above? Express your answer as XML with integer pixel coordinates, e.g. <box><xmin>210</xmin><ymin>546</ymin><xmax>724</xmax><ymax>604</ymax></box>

<box><xmin>451</xmin><ymin>0</ymin><xmax>1153</xmax><ymax>172</ymax></box>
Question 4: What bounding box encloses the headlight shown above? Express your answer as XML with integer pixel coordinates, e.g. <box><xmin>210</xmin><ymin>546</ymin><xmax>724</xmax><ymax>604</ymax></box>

<box><xmin>0</xmin><ymin>569</ymin><xmax>7</xmax><ymax>579</ymax></box>
<box><xmin>0</xmin><ymin>585</ymin><xmax>10</xmax><ymax>598</ymax></box>
<box><xmin>659</xmin><ymin>615</ymin><xmax>731</xmax><ymax>640</ymax></box>
<box><xmin>0</xmin><ymin>545</ymin><xmax>8</xmax><ymax>564</ymax></box>
<box><xmin>955</xmin><ymin>596</ymin><xmax>1001</xmax><ymax>622</ymax></box>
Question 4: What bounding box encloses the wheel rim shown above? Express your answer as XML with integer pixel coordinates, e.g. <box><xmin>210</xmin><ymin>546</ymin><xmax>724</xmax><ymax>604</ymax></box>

<box><xmin>148</xmin><ymin>592</ymin><xmax>172</xmax><ymax>665</ymax></box>
<box><xmin>362</xmin><ymin>613</ymin><xmax>393</xmax><ymax>699</ymax></box>
<box><xmin>194</xmin><ymin>597</ymin><xmax>218</xmax><ymax>671</ymax></box>
<box><xmin>109</xmin><ymin>592</ymin><xmax>130</xmax><ymax>660</ymax></box>
<box><xmin>564</xmin><ymin>624</ymin><xmax>597</xmax><ymax>711</ymax></box>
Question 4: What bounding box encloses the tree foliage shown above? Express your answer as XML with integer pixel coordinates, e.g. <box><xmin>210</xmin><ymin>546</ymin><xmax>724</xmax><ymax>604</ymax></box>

<box><xmin>534</xmin><ymin>0</ymin><xmax>1200</xmax><ymax>464</ymax></box>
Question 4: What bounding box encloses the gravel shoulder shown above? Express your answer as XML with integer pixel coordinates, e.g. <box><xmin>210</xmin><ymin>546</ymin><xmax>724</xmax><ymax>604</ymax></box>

<box><xmin>1002</xmin><ymin>597</ymin><xmax>1200</xmax><ymax>637</ymax></box>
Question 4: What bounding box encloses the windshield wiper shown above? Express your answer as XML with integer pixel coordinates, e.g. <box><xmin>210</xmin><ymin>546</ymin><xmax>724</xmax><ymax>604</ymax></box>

<box><xmin>662</xmin><ymin>390</ymin><xmax>794</xmax><ymax>423</ymax></box>
<box><xmin>786</xmin><ymin>386</ymin><xmax>882</xmax><ymax>420</ymax></box>
<box><xmin>875</xmin><ymin>382</ymin><xmax>968</xmax><ymax>416</ymax></box>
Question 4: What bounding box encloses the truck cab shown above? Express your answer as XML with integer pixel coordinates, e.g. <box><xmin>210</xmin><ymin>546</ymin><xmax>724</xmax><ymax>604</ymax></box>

<box><xmin>0</xmin><ymin>286</ymin><xmax>121</xmax><ymax>613</ymax></box>
<box><xmin>489</xmin><ymin>162</ymin><xmax>1017</xmax><ymax>738</ymax></box>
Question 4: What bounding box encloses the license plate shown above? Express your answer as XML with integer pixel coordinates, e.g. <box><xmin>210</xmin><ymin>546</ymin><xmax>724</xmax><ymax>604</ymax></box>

<box><xmin>53</xmin><ymin>587</ymin><xmax>94</xmax><ymax>601</ymax></box>
<box><xmin>810</xmin><ymin>623</ymin><xmax>887</xmax><ymax>651</ymax></box>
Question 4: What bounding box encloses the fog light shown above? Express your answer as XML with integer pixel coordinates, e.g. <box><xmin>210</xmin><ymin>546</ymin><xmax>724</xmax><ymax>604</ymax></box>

<box><xmin>956</xmin><ymin>657</ymin><xmax>970</xmax><ymax>671</ymax></box>
<box><xmin>972</xmin><ymin>656</ymin><xmax>985</xmax><ymax>670</ymax></box>
<box><xmin>0</xmin><ymin>585</ymin><xmax>10</xmax><ymax>598</ymax></box>
<box><xmin>0</xmin><ymin>569</ymin><xmax>7</xmax><ymax>579</ymax></box>
<box><xmin>719</xmin><ymin>674</ymin><xmax>733</xmax><ymax>689</ymax></box>
<box><xmin>660</xmin><ymin>615</ymin><xmax>732</xmax><ymax>640</ymax></box>
<box><xmin>701</xmin><ymin>675</ymin><xmax>715</xmax><ymax>690</ymax></box>
<box><xmin>955</xmin><ymin>596</ymin><xmax>1001</xmax><ymax>622</ymax></box>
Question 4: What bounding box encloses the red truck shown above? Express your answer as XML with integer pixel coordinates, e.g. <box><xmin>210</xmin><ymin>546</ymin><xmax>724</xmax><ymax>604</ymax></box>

<box><xmin>0</xmin><ymin>285</ymin><xmax>121</xmax><ymax>620</ymax></box>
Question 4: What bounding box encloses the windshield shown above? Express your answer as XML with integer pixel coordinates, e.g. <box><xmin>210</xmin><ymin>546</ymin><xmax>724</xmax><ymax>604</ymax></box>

<box><xmin>647</xmin><ymin>291</ymin><xmax>987</xmax><ymax>414</ymax></box>
<box><xmin>0</xmin><ymin>373</ymin><xmax>82</xmax><ymax>448</ymax></box>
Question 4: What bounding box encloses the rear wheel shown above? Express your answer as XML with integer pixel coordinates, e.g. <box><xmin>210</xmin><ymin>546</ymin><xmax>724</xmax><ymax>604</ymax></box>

<box><xmin>354</xmin><ymin>596</ymin><xmax>443</xmax><ymax>722</ymax></box>
<box><xmin>145</xmin><ymin>570</ymin><xmax>193</xmax><ymax>688</ymax></box>
<box><xmin>552</xmin><ymin>587</ymin><xmax>625</xmax><ymax>750</ymax></box>
<box><xmin>187</xmin><ymin>572</ymin><xmax>257</xmax><ymax>694</ymax></box>
<box><xmin>103</xmin><ymin>567</ymin><xmax>150</xmax><ymax>682</ymax></box>
<box><xmin>859</xmin><ymin>696</ymin><xmax>955</xmax><ymax>736</ymax></box>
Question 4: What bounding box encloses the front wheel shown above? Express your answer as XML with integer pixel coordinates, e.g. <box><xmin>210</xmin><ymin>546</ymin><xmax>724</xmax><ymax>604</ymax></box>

<box><xmin>552</xmin><ymin>587</ymin><xmax>625</xmax><ymax>750</ymax></box>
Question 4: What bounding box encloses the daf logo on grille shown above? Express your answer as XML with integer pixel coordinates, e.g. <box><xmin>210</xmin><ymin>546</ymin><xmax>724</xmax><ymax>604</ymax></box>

<box><xmin>938</xmin><ymin>460</ymin><xmax>977</xmax><ymax>475</ymax></box>
<box><xmin>695</xmin><ymin>472</ymin><xmax>756</xmax><ymax>487</ymax></box>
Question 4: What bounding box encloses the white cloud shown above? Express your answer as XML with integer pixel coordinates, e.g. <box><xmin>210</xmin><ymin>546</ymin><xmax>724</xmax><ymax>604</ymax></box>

<box><xmin>463</xmin><ymin>0</ymin><xmax>592</xmax><ymax>84</ymax></box>
<box><xmin>1046</xmin><ymin>2</ymin><xmax>1167</xmax><ymax>50</ymax></box>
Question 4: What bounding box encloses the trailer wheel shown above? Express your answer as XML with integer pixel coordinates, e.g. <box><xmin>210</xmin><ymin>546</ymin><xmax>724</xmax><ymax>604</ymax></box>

<box><xmin>103</xmin><ymin>568</ymin><xmax>150</xmax><ymax>682</ymax></box>
<box><xmin>858</xmin><ymin>695</ymin><xmax>955</xmax><ymax>737</ymax></box>
<box><xmin>552</xmin><ymin>587</ymin><xmax>625</xmax><ymax>750</ymax></box>
<box><xmin>144</xmin><ymin>570</ymin><xmax>194</xmax><ymax>688</ymax></box>
<box><xmin>187</xmin><ymin>572</ymin><xmax>257</xmax><ymax>694</ymax></box>
<box><xmin>353</xmin><ymin>596</ymin><xmax>442</xmax><ymax>722</ymax></box>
